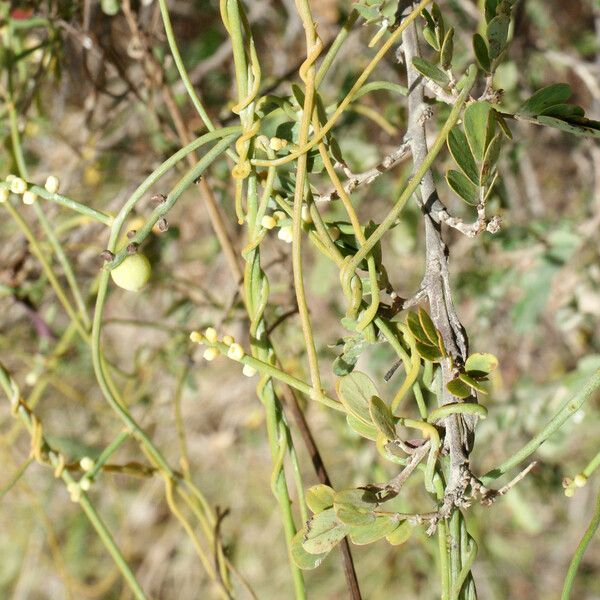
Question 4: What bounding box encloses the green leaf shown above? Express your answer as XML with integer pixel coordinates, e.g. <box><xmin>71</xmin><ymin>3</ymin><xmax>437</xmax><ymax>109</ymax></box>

<box><xmin>480</xmin><ymin>133</ymin><xmax>502</xmax><ymax>185</ymax></box>
<box><xmin>302</xmin><ymin>508</ymin><xmax>349</xmax><ymax>554</ymax></box>
<box><xmin>336</xmin><ymin>372</ymin><xmax>379</xmax><ymax>425</ymax></box>
<box><xmin>448</xmin><ymin>127</ymin><xmax>479</xmax><ymax>184</ymax></box>
<box><xmin>473</xmin><ymin>33</ymin><xmax>491</xmax><ymax>73</ymax></box>
<box><xmin>418</xmin><ymin>307</ymin><xmax>439</xmax><ymax>346</ymax></box>
<box><xmin>440</xmin><ymin>28</ymin><xmax>454</xmax><ymax>70</ymax></box>
<box><xmin>334</xmin><ymin>488</ymin><xmax>379</xmax><ymax>526</ymax></box>
<box><xmin>415</xmin><ymin>341</ymin><xmax>443</xmax><ymax>362</ymax></box>
<box><xmin>291</xmin><ymin>530</ymin><xmax>329</xmax><ymax>569</ymax></box>
<box><xmin>446</xmin><ymin>169</ymin><xmax>479</xmax><ymax>205</ymax></box>
<box><xmin>346</xmin><ymin>414</ymin><xmax>379</xmax><ymax>440</ymax></box>
<box><xmin>539</xmin><ymin>104</ymin><xmax>585</xmax><ymax>119</ymax></box>
<box><xmin>464</xmin><ymin>101</ymin><xmax>493</xmax><ymax>162</ymax></box>
<box><xmin>431</xmin><ymin>3</ymin><xmax>445</xmax><ymax>46</ymax></box>
<box><xmin>423</xmin><ymin>26</ymin><xmax>440</xmax><ymax>51</ymax></box>
<box><xmin>518</xmin><ymin>84</ymin><xmax>572</xmax><ymax>117</ymax></box>
<box><xmin>386</xmin><ymin>521</ymin><xmax>413</xmax><ymax>545</ymax></box>
<box><xmin>495</xmin><ymin>111</ymin><xmax>513</xmax><ymax>138</ymax></box>
<box><xmin>447</xmin><ymin>378</ymin><xmax>472</xmax><ymax>398</ymax></box>
<box><xmin>484</xmin><ymin>0</ymin><xmax>500</xmax><ymax>23</ymax></box>
<box><xmin>407</xmin><ymin>311</ymin><xmax>430</xmax><ymax>344</ymax></box>
<box><xmin>306</xmin><ymin>484</ymin><xmax>335</xmax><ymax>513</ymax></box>
<box><xmin>465</xmin><ymin>352</ymin><xmax>499</xmax><ymax>375</ymax></box>
<box><xmin>486</xmin><ymin>14</ymin><xmax>510</xmax><ymax>59</ymax></box>
<box><xmin>412</xmin><ymin>57</ymin><xmax>449</xmax><ymax>86</ymax></box>
<box><xmin>536</xmin><ymin>115</ymin><xmax>600</xmax><ymax>139</ymax></box>
<box><xmin>369</xmin><ymin>396</ymin><xmax>397</xmax><ymax>440</ymax></box>
<box><xmin>349</xmin><ymin>515</ymin><xmax>400</xmax><ymax>545</ymax></box>
<box><xmin>458</xmin><ymin>372</ymin><xmax>489</xmax><ymax>394</ymax></box>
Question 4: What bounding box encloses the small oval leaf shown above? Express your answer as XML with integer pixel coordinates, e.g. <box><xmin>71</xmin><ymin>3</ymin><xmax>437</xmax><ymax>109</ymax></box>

<box><xmin>412</xmin><ymin>57</ymin><xmax>450</xmax><ymax>86</ymax></box>
<box><xmin>292</xmin><ymin>530</ymin><xmax>329</xmax><ymax>569</ymax></box>
<box><xmin>334</xmin><ymin>488</ymin><xmax>379</xmax><ymax>526</ymax></box>
<box><xmin>447</xmin><ymin>378</ymin><xmax>472</xmax><ymax>398</ymax></box>
<box><xmin>349</xmin><ymin>515</ymin><xmax>400</xmax><ymax>545</ymax></box>
<box><xmin>336</xmin><ymin>372</ymin><xmax>379</xmax><ymax>425</ymax></box>
<box><xmin>473</xmin><ymin>33</ymin><xmax>491</xmax><ymax>73</ymax></box>
<box><xmin>346</xmin><ymin>414</ymin><xmax>379</xmax><ymax>440</ymax></box>
<box><xmin>448</xmin><ymin>127</ymin><xmax>479</xmax><ymax>184</ymax></box>
<box><xmin>386</xmin><ymin>521</ymin><xmax>414</xmax><ymax>545</ymax></box>
<box><xmin>446</xmin><ymin>169</ymin><xmax>479</xmax><ymax>205</ymax></box>
<box><xmin>306</xmin><ymin>484</ymin><xmax>335</xmax><ymax>514</ymax></box>
<box><xmin>465</xmin><ymin>352</ymin><xmax>499</xmax><ymax>375</ymax></box>
<box><xmin>302</xmin><ymin>508</ymin><xmax>349</xmax><ymax>555</ymax></box>
<box><xmin>369</xmin><ymin>396</ymin><xmax>397</xmax><ymax>440</ymax></box>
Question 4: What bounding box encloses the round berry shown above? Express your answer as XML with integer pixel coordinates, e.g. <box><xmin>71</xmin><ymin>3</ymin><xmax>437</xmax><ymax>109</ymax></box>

<box><xmin>110</xmin><ymin>254</ymin><xmax>151</xmax><ymax>292</ymax></box>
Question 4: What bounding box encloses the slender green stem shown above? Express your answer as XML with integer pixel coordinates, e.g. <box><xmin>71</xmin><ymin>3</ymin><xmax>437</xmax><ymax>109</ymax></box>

<box><xmin>315</xmin><ymin>10</ymin><xmax>359</xmax><ymax>86</ymax></box>
<box><xmin>0</xmin><ymin>365</ymin><xmax>148</xmax><ymax>600</ymax></box>
<box><xmin>561</xmin><ymin>487</ymin><xmax>600</xmax><ymax>600</ymax></box>
<box><xmin>0</xmin><ymin>456</ymin><xmax>34</xmax><ymax>500</ymax></box>
<box><xmin>482</xmin><ymin>368</ymin><xmax>600</xmax><ymax>486</ymax></box>
<box><xmin>108</xmin><ymin>133</ymin><xmax>239</xmax><ymax>268</ymax></box>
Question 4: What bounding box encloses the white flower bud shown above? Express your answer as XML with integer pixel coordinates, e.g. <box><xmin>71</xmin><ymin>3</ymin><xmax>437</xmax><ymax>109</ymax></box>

<box><xmin>80</xmin><ymin>457</ymin><xmax>95</xmax><ymax>472</ymax></box>
<box><xmin>222</xmin><ymin>335</ymin><xmax>234</xmax><ymax>346</ymax></box>
<box><xmin>242</xmin><ymin>364</ymin><xmax>257</xmax><ymax>377</ymax></box>
<box><xmin>203</xmin><ymin>347</ymin><xmax>219</xmax><ymax>361</ymax></box>
<box><xmin>44</xmin><ymin>175</ymin><xmax>60</xmax><ymax>194</ymax></box>
<box><xmin>10</xmin><ymin>177</ymin><xmax>27</xmax><ymax>195</ymax></box>
<box><xmin>22</xmin><ymin>190</ymin><xmax>38</xmax><ymax>205</ymax></box>
<box><xmin>79</xmin><ymin>478</ymin><xmax>91</xmax><ymax>491</ymax></box>
<box><xmin>261</xmin><ymin>215</ymin><xmax>277</xmax><ymax>230</ymax></box>
<box><xmin>204</xmin><ymin>327</ymin><xmax>218</xmax><ymax>343</ymax></box>
<box><xmin>277</xmin><ymin>226</ymin><xmax>293</xmax><ymax>244</ymax></box>
<box><xmin>227</xmin><ymin>343</ymin><xmax>244</xmax><ymax>361</ymax></box>
<box><xmin>189</xmin><ymin>331</ymin><xmax>202</xmax><ymax>343</ymax></box>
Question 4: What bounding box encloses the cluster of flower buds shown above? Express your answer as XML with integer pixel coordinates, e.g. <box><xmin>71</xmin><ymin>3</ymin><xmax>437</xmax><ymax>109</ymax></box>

<box><xmin>562</xmin><ymin>472</ymin><xmax>588</xmax><ymax>497</ymax></box>
<box><xmin>1</xmin><ymin>174</ymin><xmax>61</xmax><ymax>204</ymax></box>
<box><xmin>189</xmin><ymin>328</ymin><xmax>257</xmax><ymax>377</ymax></box>
<box><xmin>259</xmin><ymin>207</ymin><xmax>313</xmax><ymax>244</ymax></box>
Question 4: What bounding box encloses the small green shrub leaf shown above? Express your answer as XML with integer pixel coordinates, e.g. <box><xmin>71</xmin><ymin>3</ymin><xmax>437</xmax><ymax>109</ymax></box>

<box><xmin>415</xmin><ymin>341</ymin><xmax>443</xmax><ymax>362</ymax></box>
<box><xmin>459</xmin><ymin>372</ymin><xmax>488</xmax><ymax>394</ymax></box>
<box><xmin>539</xmin><ymin>104</ymin><xmax>585</xmax><ymax>119</ymax></box>
<box><xmin>291</xmin><ymin>530</ymin><xmax>329</xmax><ymax>569</ymax></box>
<box><xmin>536</xmin><ymin>115</ymin><xmax>600</xmax><ymax>139</ymax></box>
<box><xmin>448</xmin><ymin>127</ymin><xmax>479</xmax><ymax>184</ymax></box>
<box><xmin>302</xmin><ymin>508</ymin><xmax>349</xmax><ymax>554</ymax></box>
<box><xmin>418</xmin><ymin>308</ymin><xmax>440</xmax><ymax>346</ymax></box>
<box><xmin>369</xmin><ymin>396</ymin><xmax>397</xmax><ymax>440</ymax></box>
<box><xmin>480</xmin><ymin>133</ymin><xmax>502</xmax><ymax>185</ymax></box>
<box><xmin>306</xmin><ymin>484</ymin><xmax>335</xmax><ymax>514</ymax></box>
<box><xmin>473</xmin><ymin>33</ymin><xmax>491</xmax><ymax>73</ymax></box>
<box><xmin>386</xmin><ymin>521</ymin><xmax>414</xmax><ymax>545</ymax></box>
<box><xmin>440</xmin><ymin>28</ymin><xmax>454</xmax><ymax>70</ymax></box>
<box><xmin>486</xmin><ymin>14</ymin><xmax>510</xmax><ymax>59</ymax></box>
<box><xmin>464</xmin><ymin>101</ymin><xmax>493</xmax><ymax>162</ymax></box>
<box><xmin>423</xmin><ymin>26</ymin><xmax>440</xmax><ymax>51</ymax></box>
<box><xmin>447</xmin><ymin>378</ymin><xmax>472</xmax><ymax>398</ymax></box>
<box><xmin>446</xmin><ymin>169</ymin><xmax>479</xmax><ymax>205</ymax></box>
<box><xmin>349</xmin><ymin>515</ymin><xmax>400</xmax><ymax>545</ymax></box>
<box><xmin>346</xmin><ymin>415</ymin><xmax>379</xmax><ymax>440</ymax></box>
<box><xmin>407</xmin><ymin>311</ymin><xmax>430</xmax><ymax>344</ymax></box>
<box><xmin>412</xmin><ymin>57</ymin><xmax>450</xmax><ymax>86</ymax></box>
<box><xmin>334</xmin><ymin>488</ymin><xmax>379</xmax><ymax>526</ymax></box>
<box><xmin>336</xmin><ymin>372</ymin><xmax>379</xmax><ymax>425</ymax></box>
<box><xmin>518</xmin><ymin>84</ymin><xmax>572</xmax><ymax>117</ymax></box>
<box><xmin>465</xmin><ymin>352</ymin><xmax>499</xmax><ymax>375</ymax></box>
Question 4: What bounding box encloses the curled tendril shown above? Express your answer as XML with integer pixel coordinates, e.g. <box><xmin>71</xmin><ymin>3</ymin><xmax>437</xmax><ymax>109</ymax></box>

<box><xmin>299</xmin><ymin>35</ymin><xmax>323</xmax><ymax>83</ymax></box>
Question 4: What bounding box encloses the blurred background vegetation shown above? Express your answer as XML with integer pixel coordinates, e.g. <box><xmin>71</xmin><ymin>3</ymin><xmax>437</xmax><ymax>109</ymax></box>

<box><xmin>1</xmin><ymin>0</ymin><xmax>599</xmax><ymax>598</ymax></box>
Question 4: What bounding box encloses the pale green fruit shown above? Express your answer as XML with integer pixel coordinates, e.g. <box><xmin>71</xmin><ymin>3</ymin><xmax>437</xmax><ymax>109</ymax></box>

<box><xmin>110</xmin><ymin>254</ymin><xmax>151</xmax><ymax>292</ymax></box>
